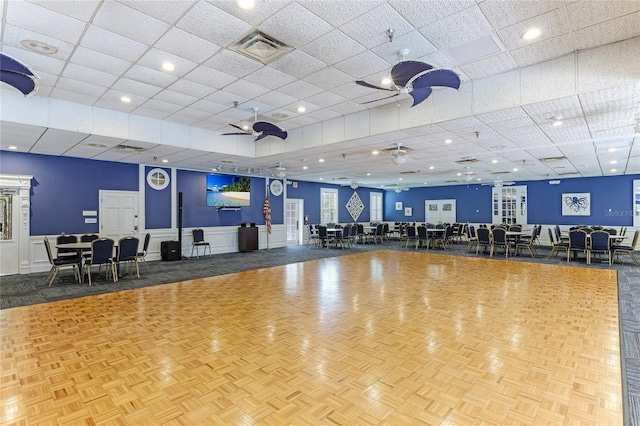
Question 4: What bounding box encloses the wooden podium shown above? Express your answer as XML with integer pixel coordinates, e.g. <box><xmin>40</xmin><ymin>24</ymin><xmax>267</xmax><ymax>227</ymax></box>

<box><xmin>238</xmin><ymin>223</ymin><xmax>258</xmax><ymax>252</ymax></box>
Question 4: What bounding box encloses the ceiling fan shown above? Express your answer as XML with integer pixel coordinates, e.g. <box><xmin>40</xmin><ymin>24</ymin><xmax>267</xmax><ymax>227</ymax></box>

<box><xmin>269</xmin><ymin>162</ymin><xmax>287</xmax><ymax>178</ymax></box>
<box><xmin>384</xmin><ymin>143</ymin><xmax>412</xmax><ymax>165</ymax></box>
<box><xmin>383</xmin><ymin>184</ymin><xmax>409</xmax><ymax>193</ymax></box>
<box><xmin>339</xmin><ymin>180</ymin><xmax>360</xmax><ymax>189</ymax></box>
<box><xmin>459</xmin><ymin>167</ymin><xmax>476</xmax><ymax>183</ymax></box>
<box><xmin>0</xmin><ymin>52</ymin><xmax>39</xmax><ymax>96</ymax></box>
<box><xmin>222</xmin><ymin>107</ymin><xmax>288</xmax><ymax>142</ymax></box>
<box><xmin>356</xmin><ymin>48</ymin><xmax>461</xmax><ymax>107</ymax></box>
<box><xmin>482</xmin><ymin>179</ymin><xmax>515</xmax><ymax>187</ymax></box>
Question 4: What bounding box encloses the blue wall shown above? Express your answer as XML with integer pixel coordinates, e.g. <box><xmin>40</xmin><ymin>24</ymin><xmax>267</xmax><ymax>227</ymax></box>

<box><xmin>0</xmin><ymin>150</ymin><xmax>636</xmax><ymax>235</ymax></box>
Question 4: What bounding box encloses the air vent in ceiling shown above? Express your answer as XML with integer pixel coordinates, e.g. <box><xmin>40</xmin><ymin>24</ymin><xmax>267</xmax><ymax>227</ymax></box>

<box><xmin>455</xmin><ymin>157</ymin><xmax>479</xmax><ymax>164</ymax></box>
<box><xmin>399</xmin><ymin>170</ymin><xmax>421</xmax><ymax>174</ymax></box>
<box><xmin>229</xmin><ymin>29</ymin><xmax>294</xmax><ymax>64</ymax></box>
<box><xmin>114</xmin><ymin>144</ymin><xmax>146</xmax><ymax>153</ymax></box>
<box><xmin>538</xmin><ymin>156</ymin><xmax>567</xmax><ymax>162</ymax></box>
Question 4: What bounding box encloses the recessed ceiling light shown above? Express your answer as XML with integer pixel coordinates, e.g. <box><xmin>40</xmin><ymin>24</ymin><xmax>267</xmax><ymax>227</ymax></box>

<box><xmin>366</xmin><ymin>173</ymin><xmax>371</xmax><ymax>176</ymax></box>
<box><xmin>297</xmin><ymin>106</ymin><xmax>306</xmax><ymax>113</ymax></box>
<box><xmin>552</xmin><ymin>120</ymin><xmax>564</xmax><ymax>127</ymax></box>
<box><xmin>372</xmin><ymin>150</ymin><xmax>379</xmax><ymax>155</ymax></box>
<box><xmin>302</xmin><ymin>166</ymin><xmax>308</xmax><ymax>170</ymax></box>
<box><xmin>162</xmin><ymin>159</ymin><xmax>169</xmax><ymax>163</ymax></box>
<box><xmin>607</xmin><ymin>148</ymin><xmax>617</xmax><ymax>152</ymax></box>
<box><xmin>212</xmin><ymin>167</ymin><xmax>218</xmax><ymax>171</ymax></box>
<box><xmin>513</xmin><ymin>168</ymin><xmax>518</xmax><ymax>172</ymax></box>
<box><xmin>611</xmin><ymin>168</ymin><xmax>617</xmax><ymax>172</ymax></box>
<box><xmin>477</xmin><ymin>178</ymin><xmax>482</xmax><ymax>181</ymax></box>
<box><xmin>162</xmin><ymin>62</ymin><xmax>175</xmax><ymax>72</ymax></box>
<box><xmin>444</xmin><ymin>139</ymin><xmax>452</xmax><ymax>144</ymax></box>
<box><xmin>429</xmin><ymin>166</ymin><xmax>434</xmax><ymax>170</ymax></box>
<box><xmin>399</xmin><ymin>178</ymin><xmax>403</xmax><ymax>181</ymax></box>
<box><xmin>423</xmin><ymin>182</ymin><xmax>428</xmax><ymax>185</ymax></box>
<box><xmin>610</xmin><ymin>160</ymin><xmax>618</xmax><ymax>164</ymax></box>
<box><xmin>242</xmin><ymin>125</ymin><xmax>249</xmax><ymax>130</ymax></box>
<box><xmin>491</xmin><ymin>159</ymin><xmax>498</xmax><ymax>164</ymax></box>
<box><xmin>21</xmin><ymin>39</ymin><xmax>58</xmax><ymax>54</ymax></box>
<box><xmin>319</xmin><ymin>177</ymin><xmax>323</xmax><ymax>181</ymax></box>
<box><xmin>120</xmin><ymin>96</ymin><xmax>131</xmax><ymax>103</ymax></box>
<box><xmin>521</xmin><ymin>28</ymin><xmax>541</xmax><ymax>41</ymax></box>
<box><xmin>457</xmin><ymin>173</ymin><xmax>462</xmax><ymax>176</ymax></box>
<box><xmin>318</xmin><ymin>158</ymin><xmax>324</xmax><ymax>163</ymax></box>
<box><xmin>381</xmin><ymin>77</ymin><xmax>392</xmax><ymax>86</ymax></box>
<box><xmin>236</xmin><ymin>0</ymin><xmax>255</xmax><ymax>10</ymax></box>
<box><xmin>8</xmin><ymin>145</ymin><xmax>18</xmax><ymax>150</ymax></box>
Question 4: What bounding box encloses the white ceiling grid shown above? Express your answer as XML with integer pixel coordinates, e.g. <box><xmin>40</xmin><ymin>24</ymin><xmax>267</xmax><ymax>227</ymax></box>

<box><xmin>0</xmin><ymin>0</ymin><xmax>638</xmax><ymax>188</ymax></box>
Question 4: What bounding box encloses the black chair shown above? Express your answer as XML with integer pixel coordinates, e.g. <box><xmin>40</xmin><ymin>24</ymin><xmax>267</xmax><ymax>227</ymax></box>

<box><xmin>405</xmin><ymin>226</ymin><xmax>417</xmax><ymax>248</ymax></box>
<box><xmin>317</xmin><ymin>225</ymin><xmax>328</xmax><ymax>247</ymax></box>
<box><xmin>465</xmin><ymin>225</ymin><xmax>477</xmax><ymax>253</ymax></box>
<box><xmin>587</xmin><ymin>230</ymin><xmax>611</xmax><ymax>265</ymax></box>
<box><xmin>568</xmin><ymin>230</ymin><xmax>588</xmax><ymax>262</ymax></box>
<box><xmin>416</xmin><ymin>226</ymin><xmax>428</xmax><ymax>249</ymax></box>
<box><xmin>83</xmin><ymin>238</ymin><xmax>117</xmax><ymax>286</ymax></box>
<box><xmin>137</xmin><ymin>232</ymin><xmax>151</xmax><ymax>270</ymax></box>
<box><xmin>80</xmin><ymin>233</ymin><xmax>100</xmax><ymax>258</ymax></box>
<box><xmin>431</xmin><ymin>227</ymin><xmax>447</xmax><ymax>250</ymax></box>
<box><xmin>490</xmin><ymin>228</ymin><xmax>509</xmax><ymax>257</ymax></box>
<box><xmin>513</xmin><ymin>227</ymin><xmax>537</xmax><ymax>258</ymax></box>
<box><xmin>44</xmin><ymin>237</ymin><xmax>80</xmax><ymax>286</ymax></box>
<box><xmin>191</xmin><ymin>228</ymin><xmax>210</xmax><ymax>258</ymax></box>
<box><xmin>476</xmin><ymin>227</ymin><xmax>491</xmax><ymax>255</ymax></box>
<box><xmin>547</xmin><ymin>228</ymin><xmax>569</xmax><ymax>259</ymax></box>
<box><xmin>117</xmin><ymin>236</ymin><xmax>140</xmax><ymax>278</ymax></box>
<box><xmin>56</xmin><ymin>233</ymin><xmax>78</xmax><ymax>261</ymax></box>
<box><xmin>611</xmin><ymin>229</ymin><xmax>639</xmax><ymax>266</ymax></box>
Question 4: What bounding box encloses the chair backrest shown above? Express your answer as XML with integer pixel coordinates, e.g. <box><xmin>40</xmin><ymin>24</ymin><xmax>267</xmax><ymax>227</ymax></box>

<box><xmin>445</xmin><ymin>225</ymin><xmax>454</xmax><ymax>238</ymax></box>
<box><xmin>435</xmin><ymin>224</ymin><xmax>444</xmax><ymax>229</ymax></box>
<box><xmin>357</xmin><ymin>224</ymin><xmax>364</xmax><ymax>234</ymax></box>
<box><xmin>91</xmin><ymin>238</ymin><xmax>114</xmax><ymax>263</ymax></box>
<box><xmin>509</xmin><ymin>225</ymin><xmax>522</xmax><ymax>232</ymax></box>
<box><xmin>57</xmin><ymin>233</ymin><xmax>77</xmax><ymax>255</ymax></box>
<box><xmin>426</xmin><ymin>223</ymin><xmax>434</xmax><ymax>229</ymax></box>
<box><xmin>417</xmin><ymin>226</ymin><xmax>427</xmax><ymax>239</ymax></box>
<box><xmin>569</xmin><ymin>230</ymin><xmax>587</xmax><ymax>249</ymax></box>
<box><xmin>468</xmin><ymin>225</ymin><xmax>476</xmax><ymax>238</ymax></box>
<box><xmin>118</xmin><ymin>236</ymin><xmax>139</xmax><ymax>261</ymax></box>
<box><xmin>629</xmin><ymin>229</ymin><xmax>640</xmax><ymax>249</ymax></box>
<box><xmin>582</xmin><ymin>227</ymin><xmax>593</xmax><ymax>234</ymax></box>
<box><xmin>375</xmin><ymin>223</ymin><xmax>384</xmax><ymax>235</ymax></box>
<box><xmin>192</xmin><ymin>229</ymin><xmax>204</xmax><ymax>243</ymax></box>
<box><xmin>80</xmin><ymin>233</ymin><xmax>99</xmax><ymax>242</ymax></box>
<box><xmin>589</xmin><ymin>230</ymin><xmax>610</xmax><ymax>251</ymax></box>
<box><xmin>477</xmin><ymin>227</ymin><xmax>491</xmax><ymax>244</ymax></box>
<box><xmin>547</xmin><ymin>228</ymin><xmax>556</xmax><ymax>245</ymax></box>
<box><xmin>350</xmin><ymin>224</ymin><xmax>357</xmax><ymax>237</ymax></box>
<box><xmin>603</xmin><ymin>228</ymin><xmax>617</xmax><ymax>235</ymax></box>
<box><xmin>43</xmin><ymin>237</ymin><xmax>54</xmax><ymax>264</ymax></box>
<box><xmin>406</xmin><ymin>226</ymin><xmax>416</xmax><ymax>238</ymax></box>
<box><xmin>142</xmin><ymin>232</ymin><xmax>151</xmax><ymax>252</ymax></box>
<box><xmin>318</xmin><ymin>226</ymin><xmax>327</xmax><ymax>238</ymax></box>
<box><xmin>492</xmin><ymin>228</ymin><xmax>506</xmax><ymax>244</ymax></box>
<box><xmin>341</xmin><ymin>225</ymin><xmax>350</xmax><ymax>238</ymax></box>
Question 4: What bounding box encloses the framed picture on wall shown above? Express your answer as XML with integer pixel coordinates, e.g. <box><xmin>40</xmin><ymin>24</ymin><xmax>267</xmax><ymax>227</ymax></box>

<box><xmin>395</xmin><ymin>201</ymin><xmax>403</xmax><ymax>210</ymax></box>
<box><xmin>562</xmin><ymin>193</ymin><xmax>590</xmax><ymax>216</ymax></box>
<box><xmin>404</xmin><ymin>207</ymin><xmax>412</xmax><ymax>216</ymax></box>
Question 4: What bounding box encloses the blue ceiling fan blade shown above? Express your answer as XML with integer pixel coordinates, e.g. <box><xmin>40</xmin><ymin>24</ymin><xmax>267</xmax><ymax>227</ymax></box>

<box><xmin>221</xmin><ymin>132</ymin><xmax>252</xmax><ymax>136</ymax></box>
<box><xmin>0</xmin><ymin>53</ymin><xmax>36</xmax><ymax>77</ymax></box>
<box><xmin>391</xmin><ymin>61</ymin><xmax>433</xmax><ymax>88</ymax></box>
<box><xmin>412</xmin><ymin>69</ymin><xmax>461</xmax><ymax>90</ymax></box>
<box><xmin>0</xmin><ymin>70</ymin><xmax>38</xmax><ymax>96</ymax></box>
<box><xmin>409</xmin><ymin>87</ymin><xmax>433</xmax><ymax>107</ymax></box>
<box><xmin>355</xmin><ymin>80</ymin><xmax>396</xmax><ymax>92</ymax></box>
<box><xmin>253</xmin><ymin>121</ymin><xmax>287</xmax><ymax>141</ymax></box>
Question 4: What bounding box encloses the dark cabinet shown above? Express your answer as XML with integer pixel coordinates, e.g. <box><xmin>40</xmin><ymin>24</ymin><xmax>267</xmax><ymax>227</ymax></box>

<box><xmin>238</xmin><ymin>223</ymin><xmax>258</xmax><ymax>252</ymax></box>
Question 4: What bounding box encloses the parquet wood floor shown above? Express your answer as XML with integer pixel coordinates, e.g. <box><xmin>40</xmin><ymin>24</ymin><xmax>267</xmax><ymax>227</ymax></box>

<box><xmin>1</xmin><ymin>251</ymin><xmax>622</xmax><ymax>425</ymax></box>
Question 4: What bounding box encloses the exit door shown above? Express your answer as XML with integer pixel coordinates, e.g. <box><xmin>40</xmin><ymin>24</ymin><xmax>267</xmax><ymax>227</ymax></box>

<box><xmin>286</xmin><ymin>199</ymin><xmax>304</xmax><ymax>245</ymax></box>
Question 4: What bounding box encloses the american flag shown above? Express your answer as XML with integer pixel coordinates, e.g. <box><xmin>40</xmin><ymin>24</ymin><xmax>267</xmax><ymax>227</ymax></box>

<box><xmin>263</xmin><ymin>197</ymin><xmax>272</xmax><ymax>234</ymax></box>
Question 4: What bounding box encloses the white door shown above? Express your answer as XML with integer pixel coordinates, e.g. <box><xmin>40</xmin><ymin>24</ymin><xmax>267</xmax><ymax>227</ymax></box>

<box><xmin>425</xmin><ymin>199</ymin><xmax>456</xmax><ymax>224</ymax></box>
<box><xmin>0</xmin><ymin>190</ymin><xmax>19</xmax><ymax>275</ymax></box>
<box><xmin>100</xmin><ymin>190</ymin><xmax>139</xmax><ymax>240</ymax></box>
<box><xmin>285</xmin><ymin>199</ymin><xmax>304</xmax><ymax>245</ymax></box>
<box><xmin>492</xmin><ymin>185</ymin><xmax>527</xmax><ymax>225</ymax></box>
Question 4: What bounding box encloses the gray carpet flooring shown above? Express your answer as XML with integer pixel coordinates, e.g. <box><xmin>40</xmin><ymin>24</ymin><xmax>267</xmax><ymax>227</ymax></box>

<box><xmin>1</xmin><ymin>240</ymin><xmax>639</xmax><ymax>425</ymax></box>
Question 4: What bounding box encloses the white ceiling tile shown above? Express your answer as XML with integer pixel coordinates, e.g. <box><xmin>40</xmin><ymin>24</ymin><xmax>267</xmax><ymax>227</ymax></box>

<box><xmin>26</xmin><ymin>0</ymin><xmax>101</xmax><ymax>21</ymax></box>
<box><xmin>577</xmin><ymin>37</ymin><xmax>640</xmax><ymax>93</ymax></box>
<box><xmin>330</xmin><ymin>81</ymin><xmax>377</xmax><ymax>101</ymax></box>
<box><xmin>389</xmin><ymin>0</ymin><xmax>475</xmax><ymax>27</ymax></box>
<box><xmin>520</xmin><ymin>54</ymin><xmax>576</xmax><ymax>104</ymax></box>
<box><xmin>50</xmin><ymin>87</ymin><xmax>101</xmax><ymax>105</ymax></box>
<box><xmin>416</xmin><ymin>51</ymin><xmax>457</xmax><ymax>70</ymax></box>
<box><xmin>303</xmin><ymin>67</ymin><xmax>354</xmax><ymax>91</ymax></box>
<box><xmin>61</xmin><ymin>63</ymin><xmax>119</xmax><ymax>88</ymax></box>
<box><xmin>70</xmin><ymin>47</ymin><xmax>133</xmax><ymax>75</ymax></box>
<box><xmin>419</xmin><ymin>6</ymin><xmax>493</xmax><ymax>49</ymax></box>
<box><xmin>111</xmin><ymin>78</ymin><xmax>162</xmax><ymax>98</ymax></box>
<box><xmin>117</xmin><ymin>0</ymin><xmax>196</xmax><ymax>24</ymax></box>
<box><xmin>131</xmin><ymin>107</ymin><xmax>173</xmax><ymax>119</ymax></box>
<box><xmin>243</xmin><ymin>67</ymin><xmax>297</xmax><ymax>90</ymax></box>
<box><xmin>304</xmin><ymin>92</ymin><xmax>347</xmax><ymax>108</ymax></box>
<box><xmin>253</xmin><ymin>91</ymin><xmax>298</xmax><ymax>109</ymax></box>
<box><xmin>340</xmin><ymin>3</ymin><xmax>415</xmax><ymax>49</ymax></box>
<box><xmin>522</xmin><ymin>95</ymin><xmax>581</xmax><ymax>117</ymax></box>
<box><xmin>573</xmin><ymin>12</ymin><xmax>640</xmax><ymax>51</ymax></box>
<box><xmin>259</xmin><ymin>2</ymin><xmax>333</xmax><ymax>48</ymax></box>
<box><xmin>566</xmin><ymin>0</ymin><xmax>640</xmax><ymax>29</ymax></box>
<box><xmin>209</xmin><ymin>0</ymin><xmax>289</xmax><ymax>27</ymax></box>
<box><xmin>371</xmin><ymin>30</ymin><xmax>437</xmax><ymax>62</ymax></box>
<box><xmin>184</xmin><ymin>65</ymin><xmax>237</xmax><ymax>89</ymax></box>
<box><xmin>459</xmin><ymin>52</ymin><xmax>518</xmax><ymax>79</ymax></box>
<box><xmin>299</xmin><ymin>30</ymin><xmax>366</xmax><ymax>66</ymax></box>
<box><xmin>223</xmin><ymin>79</ymin><xmax>271</xmax><ymax>100</ymax></box>
<box><xmin>92</xmin><ymin>1</ymin><xmax>168</xmax><ymax>45</ymax></box>
<box><xmin>497</xmin><ymin>8</ymin><xmax>571</xmax><ymax>50</ymax></box>
<box><xmin>152</xmin><ymin>90</ymin><xmax>199</xmax><ymax>107</ymax></box>
<box><xmin>189</xmin><ymin>99</ymin><xmax>229</xmax><ymax>115</ymax></box>
<box><xmin>2</xmin><ymin>24</ymin><xmax>75</xmax><ymax>61</ymax></box>
<box><xmin>137</xmin><ymin>48</ymin><xmax>198</xmax><ymax>78</ymax></box>
<box><xmin>56</xmin><ymin>77</ymin><xmax>107</xmax><ymax>97</ymax></box>
<box><xmin>303</xmin><ymin>0</ymin><xmax>382</xmax><ymax>27</ymax></box>
<box><xmin>100</xmin><ymin>89</ymin><xmax>147</xmax><ymax>107</ymax></box>
<box><xmin>167</xmin><ymin>79</ymin><xmax>216</xmax><ymax>99</ymax></box>
<box><xmin>269</xmin><ymin>49</ymin><xmax>327</xmax><ymax>79</ymax></box>
<box><xmin>177</xmin><ymin>1</ymin><xmax>251</xmax><ymax>47</ymax></box>
<box><xmin>510</xmin><ymin>33</ymin><xmax>575</xmax><ymax>67</ymax></box>
<box><xmin>139</xmin><ymin>99</ymin><xmax>184</xmax><ymax>114</ymax></box>
<box><xmin>80</xmin><ymin>25</ymin><xmax>148</xmax><ymax>63</ymax></box>
<box><xmin>476</xmin><ymin>107</ymin><xmax>528</xmax><ymax>124</ymax></box>
<box><xmin>333</xmin><ymin>51</ymin><xmax>391</xmax><ymax>80</ymax></box>
<box><xmin>124</xmin><ymin>64</ymin><xmax>179</xmax><ymax>87</ymax></box>
<box><xmin>278</xmin><ymin>80</ymin><xmax>323</xmax><ymax>100</ymax></box>
<box><xmin>6</xmin><ymin>0</ymin><xmax>86</xmax><ymax>43</ymax></box>
<box><xmin>479</xmin><ymin>0</ymin><xmax>564</xmax><ymax>29</ymax></box>
<box><xmin>153</xmin><ymin>27</ymin><xmax>221</xmax><ymax>64</ymax></box>
<box><xmin>578</xmin><ymin>82</ymin><xmax>640</xmax><ymax>106</ymax></box>
<box><xmin>1</xmin><ymin>45</ymin><xmax>66</xmax><ymax>76</ymax></box>
<box><xmin>204</xmin><ymin>90</ymin><xmax>246</xmax><ymax>108</ymax></box>
<box><xmin>93</xmin><ymin>98</ymin><xmax>138</xmax><ymax>113</ymax></box>
<box><xmin>204</xmin><ymin>50</ymin><xmax>263</xmax><ymax>78</ymax></box>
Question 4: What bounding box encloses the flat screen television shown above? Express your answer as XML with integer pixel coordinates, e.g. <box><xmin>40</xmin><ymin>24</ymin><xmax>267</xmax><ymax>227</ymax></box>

<box><xmin>206</xmin><ymin>174</ymin><xmax>251</xmax><ymax>207</ymax></box>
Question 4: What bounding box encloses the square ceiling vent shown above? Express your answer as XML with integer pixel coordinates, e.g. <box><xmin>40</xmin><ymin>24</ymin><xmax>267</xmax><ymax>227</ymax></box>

<box><xmin>229</xmin><ymin>29</ymin><xmax>294</xmax><ymax>64</ymax></box>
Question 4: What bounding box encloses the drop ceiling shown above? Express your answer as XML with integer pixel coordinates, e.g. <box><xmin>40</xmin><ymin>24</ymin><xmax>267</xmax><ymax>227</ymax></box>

<box><xmin>1</xmin><ymin>0</ymin><xmax>639</xmax><ymax>188</ymax></box>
